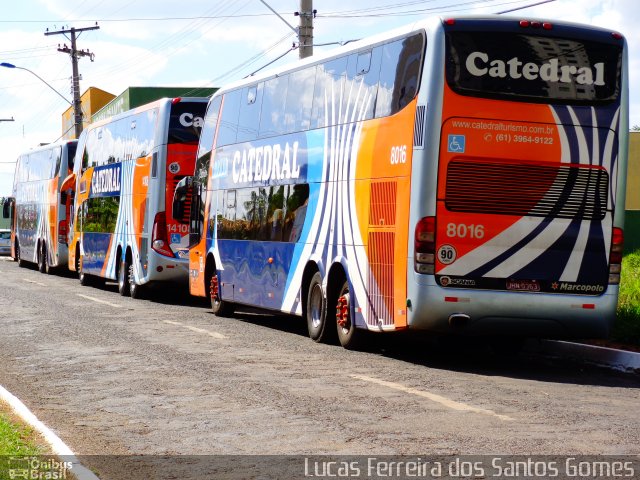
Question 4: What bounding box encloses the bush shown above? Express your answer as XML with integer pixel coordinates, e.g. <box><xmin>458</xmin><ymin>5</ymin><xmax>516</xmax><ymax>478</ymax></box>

<box><xmin>614</xmin><ymin>252</ymin><xmax>640</xmax><ymax>345</ymax></box>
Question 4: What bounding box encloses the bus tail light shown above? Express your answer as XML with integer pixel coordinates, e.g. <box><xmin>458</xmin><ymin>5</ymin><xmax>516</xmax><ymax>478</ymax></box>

<box><xmin>609</xmin><ymin>227</ymin><xmax>623</xmax><ymax>284</ymax></box>
<box><xmin>152</xmin><ymin>212</ymin><xmax>175</xmax><ymax>258</ymax></box>
<box><xmin>58</xmin><ymin>219</ymin><xmax>68</xmax><ymax>245</ymax></box>
<box><xmin>415</xmin><ymin>216</ymin><xmax>436</xmax><ymax>274</ymax></box>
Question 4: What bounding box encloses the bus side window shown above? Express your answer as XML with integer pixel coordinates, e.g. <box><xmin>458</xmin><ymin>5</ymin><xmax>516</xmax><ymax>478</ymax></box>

<box><xmin>284</xmin><ymin>68</ymin><xmax>315</xmax><ymax>133</ymax></box>
<box><xmin>283</xmin><ymin>184</ymin><xmax>310</xmax><ymax>243</ymax></box>
<box><xmin>83</xmin><ymin>129</ymin><xmax>97</xmax><ymax>171</ymax></box>
<box><xmin>237</xmin><ymin>84</ymin><xmax>263</xmax><ymax>142</ymax></box>
<box><xmin>217</xmin><ymin>90</ymin><xmax>242</xmax><ymax>147</ymax></box>
<box><xmin>311</xmin><ymin>56</ymin><xmax>348</xmax><ymax>128</ymax></box>
<box><xmin>197</xmin><ymin>96</ymin><xmax>222</xmax><ymax>167</ymax></box>
<box><xmin>260</xmin><ymin>75</ymin><xmax>289</xmax><ymax>138</ymax></box>
<box><xmin>51</xmin><ymin>147</ymin><xmax>62</xmax><ymax>179</ymax></box>
<box><xmin>376</xmin><ymin>33</ymin><xmax>424</xmax><ymax>118</ymax></box>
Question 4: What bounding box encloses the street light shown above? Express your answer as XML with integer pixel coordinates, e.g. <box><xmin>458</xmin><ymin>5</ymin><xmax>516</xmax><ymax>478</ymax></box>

<box><xmin>0</xmin><ymin>62</ymin><xmax>72</xmax><ymax>106</ymax></box>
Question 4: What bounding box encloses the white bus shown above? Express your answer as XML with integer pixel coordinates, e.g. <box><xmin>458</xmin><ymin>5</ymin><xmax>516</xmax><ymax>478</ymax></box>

<box><xmin>69</xmin><ymin>97</ymin><xmax>209</xmax><ymax>298</ymax></box>
<box><xmin>11</xmin><ymin>140</ymin><xmax>77</xmax><ymax>273</ymax></box>
<box><xmin>175</xmin><ymin>15</ymin><xmax>628</xmax><ymax>349</ymax></box>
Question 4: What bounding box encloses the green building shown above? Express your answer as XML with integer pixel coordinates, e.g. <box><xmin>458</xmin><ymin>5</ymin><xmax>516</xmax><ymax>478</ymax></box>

<box><xmin>92</xmin><ymin>86</ymin><xmax>217</xmax><ymax>123</ymax></box>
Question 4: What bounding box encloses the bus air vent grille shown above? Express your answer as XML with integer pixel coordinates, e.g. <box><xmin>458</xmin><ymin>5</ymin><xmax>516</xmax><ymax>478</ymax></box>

<box><xmin>369</xmin><ymin>181</ymin><xmax>397</xmax><ymax>226</ymax></box>
<box><xmin>368</xmin><ymin>231</ymin><xmax>394</xmax><ymax>327</ymax></box>
<box><xmin>413</xmin><ymin>105</ymin><xmax>426</xmax><ymax>147</ymax></box>
<box><xmin>445</xmin><ymin>160</ymin><xmax>608</xmax><ymax>220</ymax></box>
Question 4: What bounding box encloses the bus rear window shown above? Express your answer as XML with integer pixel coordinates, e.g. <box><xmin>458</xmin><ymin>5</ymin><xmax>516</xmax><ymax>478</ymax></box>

<box><xmin>445</xmin><ymin>31</ymin><xmax>622</xmax><ymax>104</ymax></box>
<box><xmin>168</xmin><ymin>101</ymin><xmax>207</xmax><ymax>145</ymax></box>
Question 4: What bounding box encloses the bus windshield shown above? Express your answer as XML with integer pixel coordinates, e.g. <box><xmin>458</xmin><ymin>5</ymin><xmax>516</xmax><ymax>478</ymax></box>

<box><xmin>445</xmin><ymin>30</ymin><xmax>622</xmax><ymax>104</ymax></box>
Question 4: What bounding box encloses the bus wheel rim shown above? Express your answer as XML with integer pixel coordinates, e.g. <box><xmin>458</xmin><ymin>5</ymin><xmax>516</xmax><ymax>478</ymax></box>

<box><xmin>309</xmin><ymin>283</ymin><xmax>323</xmax><ymax>329</ymax></box>
<box><xmin>337</xmin><ymin>293</ymin><xmax>350</xmax><ymax>330</ymax></box>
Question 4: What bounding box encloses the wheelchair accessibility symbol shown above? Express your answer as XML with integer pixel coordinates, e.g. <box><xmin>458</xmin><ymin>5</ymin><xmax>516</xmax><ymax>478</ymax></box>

<box><xmin>448</xmin><ymin>134</ymin><xmax>466</xmax><ymax>153</ymax></box>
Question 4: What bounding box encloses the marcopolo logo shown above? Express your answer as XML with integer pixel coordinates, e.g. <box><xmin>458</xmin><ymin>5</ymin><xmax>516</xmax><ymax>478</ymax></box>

<box><xmin>465</xmin><ymin>51</ymin><xmax>605</xmax><ymax>86</ymax></box>
<box><xmin>551</xmin><ymin>282</ymin><xmax>605</xmax><ymax>293</ymax></box>
<box><xmin>440</xmin><ymin>276</ymin><xmax>476</xmax><ymax>287</ymax></box>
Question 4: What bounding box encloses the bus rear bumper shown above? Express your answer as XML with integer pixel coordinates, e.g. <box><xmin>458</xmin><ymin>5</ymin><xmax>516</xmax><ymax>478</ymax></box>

<box><xmin>142</xmin><ymin>250</ymin><xmax>190</xmax><ymax>285</ymax></box>
<box><xmin>407</xmin><ymin>275</ymin><xmax>618</xmax><ymax>339</ymax></box>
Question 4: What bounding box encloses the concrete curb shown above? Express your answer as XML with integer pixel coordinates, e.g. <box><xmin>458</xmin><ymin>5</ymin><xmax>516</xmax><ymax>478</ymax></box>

<box><xmin>530</xmin><ymin>340</ymin><xmax>640</xmax><ymax>374</ymax></box>
<box><xmin>0</xmin><ymin>384</ymin><xmax>100</xmax><ymax>480</ymax></box>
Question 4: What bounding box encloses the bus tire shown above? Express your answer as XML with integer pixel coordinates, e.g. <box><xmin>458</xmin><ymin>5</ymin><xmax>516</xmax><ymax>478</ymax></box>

<box><xmin>210</xmin><ymin>273</ymin><xmax>234</xmax><ymax>316</ymax></box>
<box><xmin>335</xmin><ymin>279</ymin><xmax>361</xmax><ymax>350</ymax></box>
<box><xmin>118</xmin><ymin>257</ymin><xmax>130</xmax><ymax>296</ymax></box>
<box><xmin>306</xmin><ymin>271</ymin><xmax>331</xmax><ymax>342</ymax></box>
<box><xmin>38</xmin><ymin>242</ymin><xmax>47</xmax><ymax>274</ymax></box>
<box><xmin>78</xmin><ymin>254</ymin><xmax>91</xmax><ymax>286</ymax></box>
<box><xmin>16</xmin><ymin>241</ymin><xmax>25</xmax><ymax>268</ymax></box>
<box><xmin>42</xmin><ymin>242</ymin><xmax>53</xmax><ymax>274</ymax></box>
<box><xmin>128</xmin><ymin>264</ymin><xmax>145</xmax><ymax>300</ymax></box>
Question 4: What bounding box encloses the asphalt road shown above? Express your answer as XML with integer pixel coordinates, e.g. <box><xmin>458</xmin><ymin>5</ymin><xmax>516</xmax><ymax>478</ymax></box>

<box><xmin>0</xmin><ymin>256</ymin><xmax>639</xmax><ymax>477</ymax></box>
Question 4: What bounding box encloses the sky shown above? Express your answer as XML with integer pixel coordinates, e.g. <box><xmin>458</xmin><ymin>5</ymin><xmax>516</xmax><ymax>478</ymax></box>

<box><xmin>0</xmin><ymin>0</ymin><xmax>638</xmax><ymax>197</ymax></box>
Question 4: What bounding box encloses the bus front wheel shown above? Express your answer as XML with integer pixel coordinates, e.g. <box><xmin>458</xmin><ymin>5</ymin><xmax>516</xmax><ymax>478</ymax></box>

<box><xmin>210</xmin><ymin>274</ymin><xmax>234</xmax><ymax>316</ymax></box>
<box><xmin>78</xmin><ymin>253</ymin><xmax>91</xmax><ymax>287</ymax></box>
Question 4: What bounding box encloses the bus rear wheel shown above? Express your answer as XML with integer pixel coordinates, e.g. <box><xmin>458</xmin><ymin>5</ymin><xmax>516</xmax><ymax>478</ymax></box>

<box><xmin>335</xmin><ymin>280</ymin><xmax>360</xmax><ymax>349</ymax></box>
<box><xmin>118</xmin><ymin>257</ymin><xmax>130</xmax><ymax>296</ymax></box>
<box><xmin>306</xmin><ymin>271</ymin><xmax>332</xmax><ymax>343</ymax></box>
<box><xmin>210</xmin><ymin>273</ymin><xmax>234</xmax><ymax>316</ymax></box>
<box><xmin>128</xmin><ymin>264</ymin><xmax>145</xmax><ymax>299</ymax></box>
<box><xmin>38</xmin><ymin>242</ymin><xmax>47</xmax><ymax>274</ymax></box>
<box><xmin>16</xmin><ymin>241</ymin><xmax>25</xmax><ymax>268</ymax></box>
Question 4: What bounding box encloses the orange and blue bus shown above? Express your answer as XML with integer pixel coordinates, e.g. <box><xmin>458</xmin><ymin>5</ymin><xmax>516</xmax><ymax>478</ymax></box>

<box><xmin>69</xmin><ymin>97</ymin><xmax>209</xmax><ymax>298</ymax></box>
<box><xmin>174</xmin><ymin>15</ymin><xmax>628</xmax><ymax>348</ymax></box>
<box><xmin>10</xmin><ymin>140</ymin><xmax>77</xmax><ymax>273</ymax></box>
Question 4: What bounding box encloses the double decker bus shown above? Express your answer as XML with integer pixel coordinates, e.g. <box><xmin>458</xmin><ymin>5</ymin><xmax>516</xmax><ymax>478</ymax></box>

<box><xmin>174</xmin><ymin>15</ymin><xmax>628</xmax><ymax>348</ymax></box>
<box><xmin>69</xmin><ymin>97</ymin><xmax>209</xmax><ymax>298</ymax></box>
<box><xmin>10</xmin><ymin>140</ymin><xmax>77</xmax><ymax>273</ymax></box>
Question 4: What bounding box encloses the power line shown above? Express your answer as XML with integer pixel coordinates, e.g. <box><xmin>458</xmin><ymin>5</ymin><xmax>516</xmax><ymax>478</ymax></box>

<box><xmin>496</xmin><ymin>0</ymin><xmax>556</xmax><ymax>14</ymax></box>
<box><xmin>0</xmin><ymin>14</ymin><xmax>274</xmax><ymax>24</ymax></box>
<box><xmin>320</xmin><ymin>0</ymin><xmax>535</xmax><ymax>17</ymax></box>
<box><xmin>246</xmin><ymin>45</ymin><xmax>298</xmax><ymax>77</ymax></box>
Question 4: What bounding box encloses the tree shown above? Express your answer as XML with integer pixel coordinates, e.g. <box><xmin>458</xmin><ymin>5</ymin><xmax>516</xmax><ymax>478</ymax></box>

<box><xmin>632</xmin><ymin>125</ymin><xmax>640</xmax><ymax>131</ymax></box>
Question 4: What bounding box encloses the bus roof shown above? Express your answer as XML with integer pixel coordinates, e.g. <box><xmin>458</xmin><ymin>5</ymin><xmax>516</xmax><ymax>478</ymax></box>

<box><xmin>211</xmin><ymin>14</ymin><xmax>626</xmax><ymax>97</ymax></box>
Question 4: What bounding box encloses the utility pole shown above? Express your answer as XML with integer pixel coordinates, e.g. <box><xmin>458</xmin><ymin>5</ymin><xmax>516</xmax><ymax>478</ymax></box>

<box><xmin>45</xmin><ymin>24</ymin><xmax>99</xmax><ymax>139</ymax></box>
<box><xmin>296</xmin><ymin>0</ymin><xmax>315</xmax><ymax>59</ymax></box>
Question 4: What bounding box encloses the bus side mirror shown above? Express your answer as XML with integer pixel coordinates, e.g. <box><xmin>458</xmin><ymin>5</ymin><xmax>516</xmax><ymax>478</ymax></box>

<box><xmin>172</xmin><ymin>176</ymin><xmax>193</xmax><ymax>223</ymax></box>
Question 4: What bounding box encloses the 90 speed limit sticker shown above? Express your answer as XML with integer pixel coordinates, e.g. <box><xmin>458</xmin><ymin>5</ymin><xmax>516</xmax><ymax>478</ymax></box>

<box><xmin>437</xmin><ymin>244</ymin><xmax>457</xmax><ymax>265</ymax></box>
